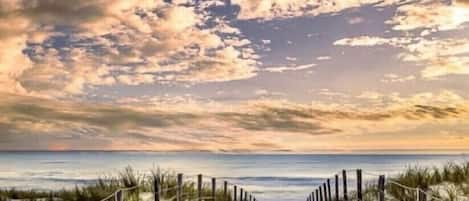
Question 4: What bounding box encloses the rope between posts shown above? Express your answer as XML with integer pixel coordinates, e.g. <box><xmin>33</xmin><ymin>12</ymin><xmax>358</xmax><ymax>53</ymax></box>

<box><xmin>309</xmin><ymin>169</ymin><xmax>448</xmax><ymax>201</ymax></box>
<box><xmin>100</xmin><ymin>186</ymin><xmax>139</xmax><ymax>201</ymax></box>
<box><xmin>416</xmin><ymin>188</ymin><xmax>445</xmax><ymax>201</ymax></box>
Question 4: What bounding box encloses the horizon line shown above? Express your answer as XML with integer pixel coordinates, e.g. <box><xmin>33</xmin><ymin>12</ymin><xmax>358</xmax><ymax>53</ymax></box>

<box><xmin>1</xmin><ymin>149</ymin><xmax>469</xmax><ymax>155</ymax></box>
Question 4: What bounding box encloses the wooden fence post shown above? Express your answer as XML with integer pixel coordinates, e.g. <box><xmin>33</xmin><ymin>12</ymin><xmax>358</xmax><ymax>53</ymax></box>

<box><xmin>327</xmin><ymin>179</ymin><xmax>332</xmax><ymax>201</ymax></box>
<box><xmin>240</xmin><ymin>188</ymin><xmax>244</xmax><ymax>201</ymax></box>
<box><xmin>177</xmin><ymin>173</ymin><xmax>183</xmax><ymax>201</ymax></box>
<box><xmin>316</xmin><ymin>189</ymin><xmax>319</xmax><ymax>201</ymax></box>
<box><xmin>312</xmin><ymin>192</ymin><xmax>315</xmax><ymax>201</ymax></box>
<box><xmin>154</xmin><ymin>176</ymin><xmax>160</xmax><ymax>201</ymax></box>
<box><xmin>378</xmin><ymin>175</ymin><xmax>385</xmax><ymax>201</ymax></box>
<box><xmin>223</xmin><ymin>181</ymin><xmax>228</xmax><ymax>201</ymax></box>
<box><xmin>334</xmin><ymin>175</ymin><xmax>339</xmax><ymax>201</ymax></box>
<box><xmin>234</xmin><ymin>186</ymin><xmax>237</xmax><ymax>201</ymax></box>
<box><xmin>244</xmin><ymin>191</ymin><xmax>247</xmax><ymax>201</ymax></box>
<box><xmin>357</xmin><ymin>169</ymin><xmax>362</xmax><ymax>201</ymax></box>
<box><xmin>319</xmin><ymin>186</ymin><xmax>323</xmax><ymax>201</ymax></box>
<box><xmin>342</xmin><ymin>170</ymin><xmax>348</xmax><ymax>201</ymax></box>
<box><xmin>418</xmin><ymin>189</ymin><xmax>427</xmax><ymax>201</ymax></box>
<box><xmin>212</xmin><ymin>178</ymin><xmax>216</xmax><ymax>201</ymax></box>
<box><xmin>249</xmin><ymin>194</ymin><xmax>252</xmax><ymax>201</ymax></box>
<box><xmin>115</xmin><ymin>190</ymin><xmax>123</xmax><ymax>201</ymax></box>
<box><xmin>161</xmin><ymin>175</ymin><xmax>165</xmax><ymax>197</ymax></box>
<box><xmin>323</xmin><ymin>183</ymin><xmax>328</xmax><ymax>201</ymax></box>
<box><xmin>197</xmin><ymin>174</ymin><xmax>202</xmax><ymax>201</ymax></box>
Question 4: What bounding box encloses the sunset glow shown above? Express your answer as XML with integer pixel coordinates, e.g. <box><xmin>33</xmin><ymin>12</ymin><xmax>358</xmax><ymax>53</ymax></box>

<box><xmin>1</xmin><ymin>0</ymin><xmax>469</xmax><ymax>153</ymax></box>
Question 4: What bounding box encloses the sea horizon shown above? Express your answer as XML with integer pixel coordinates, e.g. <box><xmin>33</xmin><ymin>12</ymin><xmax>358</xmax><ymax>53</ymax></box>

<box><xmin>2</xmin><ymin>151</ymin><xmax>468</xmax><ymax>201</ymax></box>
<box><xmin>1</xmin><ymin>149</ymin><xmax>469</xmax><ymax>155</ymax></box>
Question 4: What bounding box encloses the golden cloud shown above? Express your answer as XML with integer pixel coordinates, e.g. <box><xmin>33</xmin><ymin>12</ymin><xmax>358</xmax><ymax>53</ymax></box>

<box><xmin>0</xmin><ymin>0</ymin><xmax>259</xmax><ymax>97</ymax></box>
<box><xmin>1</xmin><ymin>91</ymin><xmax>469</xmax><ymax>151</ymax></box>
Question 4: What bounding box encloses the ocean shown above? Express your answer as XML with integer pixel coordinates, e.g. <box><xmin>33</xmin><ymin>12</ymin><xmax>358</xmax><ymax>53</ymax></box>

<box><xmin>0</xmin><ymin>152</ymin><xmax>467</xmax><ymax>201</ymax></box>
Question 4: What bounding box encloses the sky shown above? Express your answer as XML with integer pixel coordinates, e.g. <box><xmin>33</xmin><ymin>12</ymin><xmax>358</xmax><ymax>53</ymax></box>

<box><xmin>1</xmin><ymin>0</ymin><xmax>469</xmax><ymax>152</ymax></box>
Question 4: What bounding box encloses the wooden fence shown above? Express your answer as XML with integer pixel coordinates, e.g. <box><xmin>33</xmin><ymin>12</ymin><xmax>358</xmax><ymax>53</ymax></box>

<box><xmin>106</xmin><ymin>173</ymin><xmax>258</xmax><ymax>201</ymax></box>
<box><xmin>305</xmin><ymin>169</ymin><xmax>436</xmax><ymax>201</ymax></box>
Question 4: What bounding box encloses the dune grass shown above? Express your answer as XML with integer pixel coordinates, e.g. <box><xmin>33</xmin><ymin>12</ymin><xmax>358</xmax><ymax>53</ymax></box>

<box><xmin>356</xmin><ymin>162</ymin><xmax>469</xmax><ymax>201</ymax></box>
<box><xmin>0</xmin><ymin>167</ymin><xmax>232</xmax><ymax>201</ymax></box>
<box><xmin>2</xmin><ymin>162</ymin><xmax>469</xmax><ymax>201</ymax></box>
<box><xmin>385</xmin><ymin>162</ymin><xmax>469</xmax><ymax>201</ymax></box>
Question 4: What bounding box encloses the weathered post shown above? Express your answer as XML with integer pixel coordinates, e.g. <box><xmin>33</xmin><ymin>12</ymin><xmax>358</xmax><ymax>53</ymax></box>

<box><xmin>212</xmin><ymin>178</ymin><xmax>217</xmax><ymax>201</ymax></box>
<box><xmin>116</xmin><ymin>190</ymin><xmax>123</xmax><ymax>201</ymax></box>
<box><xmin>154</xmin><ymin>176</ymin><xmax>160</xmax><ymax>201</ymax></box>
<box><xmin>342</xmin><ymin>170</ymin><xmax>348</xmax><ymax>201</ymax></box>
<box><xmin>177</xmin><ymin>173</ymin><xmax>183</xmax><ymax>201</ymax></box>
<box><xmin>323</xmin><ymin>183</ymin><xmax>328</xmax><ymax>201</ymax></box>
<box><xmin>161</xmin><ymin>175</ymin><xmax>165</xmax><ymax>197</ymax></box>
<box><xmin>357</xmin><ymin>169</ymin><xmax>362</xmax><ymax>201</ymax></box>
<box><xmin>378</xmin><ymin>175</ymin><xmax>385</xmax><ymax>201</ymax></box>
<box><xmin>327</xmin><ymin>179</ymin><xmax>332</xmax><ymax>201</ymax></box>
<box><xmin>319</xmin><ymin>186</ymin><xmax>323</xmax><ymax>201</ymax></box>
<box><xmin>244</xmin><ymin>191</ymin><xmax>247</xmax><ymax>201</ymax></box>
<box><xmin>334</xmin><ymin>175</ymin><xmax>339</xmax><ymax>201</ymax></box>
<box><xmin>316</xmin><ymin>189</ymin><xmax>319</xmax><ymax>201</ymax></box>
<box><xmin>249</xmin><ymin>194</ymin><xmax>252</xmax><ymax>201</ymax></box>
<box><xmin>197</xmin><ymin>174</ymin><xmax>203</xmax><ymax>201</ymax></box>
<box><xmin>234</xmin><ymin>186</ymin><xmax>238</xmax><ymax>201</ymax></box>
<box><xmin>223</xmin><ymin>181</ymin><xmax>228</xmax><ymax>201</ymax></box>
<box><xmin>418</xmin><ymin>189</ymin><xmax>427</xmax><ymax>201</ymax></box>
<box><xmin>312</xmin><ymin>192</ymin><xmax>315</xmax><ymax>201</ymax></box>
<box><xmin>240</xmin><ymin>188</ymin><xmax>244</xmax><ymax>201</ymax></box>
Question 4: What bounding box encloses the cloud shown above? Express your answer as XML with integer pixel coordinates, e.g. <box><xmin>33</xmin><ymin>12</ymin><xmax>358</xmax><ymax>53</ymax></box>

<box><xmin>387</xmin><ymin>1</ymin><xmax>469</xmax><ymax>31</ymax></box>
<box><xmin>421</xmin><ymin>57</ymin><xmax>469</xmax><ymax>79</ymax></box>
<box><xmin>232</xmin><ymin>0</ymin><xmax>408</xmax><ymax>20</ymax></box>
<box><xmin>347</xmin><ymin>16</ymin><xmax>364</xmax><ymax>24</ymax></box>
<box><xmin>0</xmin><ymin>0</ymin><xmax>260</xmax><ymax>97</ymax></box>
<box><xmin>334</xmin><ymin>36</ymin><xmax>413</xmax><ymax>46</ymax></box>
<box><xmin>381</xmin><ymin>74</ymin><xmax>415</xmax><ymax>83</ymax></box>
<box><xmin>316</xmin><ymin>56</ymin><xmax>331</xmax><ymax>61</ymax></box>
<box><xmin>261</xmin><ymin>39</ymin><xmax>271</xmax><ymax>44</ymax></box>
<box><xmin>457</xmin><ymin>0</ymin><xmax>469</xmax><ymax>7</ymax></box>
<box><xmin>335</xmin><ymin>36</ymin><xmax>469</xmax><ymax>78</ymax></box>
<box><xmin>263</xmin><ymin>63</ymin><xmax>316</xmax><ymax>73</ymax></box>
<box><xmin>1</xmin><ymin>90</ymin><xmax>469</xmax><ymax>151</ymax></box>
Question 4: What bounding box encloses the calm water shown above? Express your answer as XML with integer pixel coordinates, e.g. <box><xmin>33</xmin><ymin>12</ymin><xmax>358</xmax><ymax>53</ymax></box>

<box><xmin>0</xmin><ymin>152</ymin><xmax>467</xmax><ymax>201</ymax></box>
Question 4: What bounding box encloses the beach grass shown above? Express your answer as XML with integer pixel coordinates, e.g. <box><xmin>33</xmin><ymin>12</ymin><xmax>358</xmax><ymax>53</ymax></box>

<box><xmin>0</xmin><ymin>166</ymin><xmax>231</xmax><ymax>201</ymax></box>
<box><xmin>2</xmin><ymin>163</ymin><xmax>469</xmax><ymax>201</ymax></box>
<box><xmin>356</xmin><ymin>162</ymin><xmax>469</xmax><ymax>201</ymax></box>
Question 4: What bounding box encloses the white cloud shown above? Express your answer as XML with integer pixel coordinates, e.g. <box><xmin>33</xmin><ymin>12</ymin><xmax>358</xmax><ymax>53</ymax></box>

<box><xmin>347</xmin><ymin>16</ymin><xmax>364</xmax><ymax>24</ymax></box>
<box><xmin>232</xmin><ymin>0</ymin><xmax>409</xmax><ymax>20</ymax></box>
<box><xmin>334</xmin><ymin>36</ymin><xmax>413</xmax><ymax>47</ymax></box>
<box><xmin>263</xmin><ymin>63</ymin><xmax>316</xmax><ymax>73</ymax></box>
<box><xmin>335</xmin><ymin>36</ymin><xmax>469</xmax><ymax>79</ymax></box>
<box><xmin>316</xmin><ymin>56</ymin><xmax>331</xmax><ymax>61</ymax></box>
<box><xmin>381</xmin><ymin>74</ymin><xmax>416</xmax><ymax>83</ymax></box>
<box><xmin>421</xmin><ymin>57</ymin><xmax>469</xmax><ymax>79</ymax></box>
<box><xmin>387</xmin><ymin>1</ymin><xmax>469</xmax><ymax>31</ymax></box>
<box><xmin>0</xmin><ymin>0</ymin><xmax>260</xmax><ymax>97</ymax></box>
<box><xmin>261</xmin><ymin>39</ymin><xmax>271</xmax><ymax>44</ymax></box>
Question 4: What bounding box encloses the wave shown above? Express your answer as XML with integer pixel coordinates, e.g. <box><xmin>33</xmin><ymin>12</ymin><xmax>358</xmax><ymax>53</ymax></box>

<box><xmin>40</xmin><ymin>161</ymin><xmax>71</xmax><ymax>164</ymax></box>
<box><xmin>218</xmin><ymin>176</ymin><xmax>325</xmax><ymax>186</ymax></box>
<box><xmin>0</xmin><ymin>176</ymin><xmax>98</xmax><ymax>184</ymax></box>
